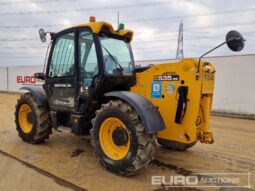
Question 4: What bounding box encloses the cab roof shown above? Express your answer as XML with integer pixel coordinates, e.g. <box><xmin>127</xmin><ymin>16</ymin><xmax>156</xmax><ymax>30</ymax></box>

<box><xmin>73</xmin><ymin>21</ymin><xmax>134</xmax><ymax>42</ymax></box>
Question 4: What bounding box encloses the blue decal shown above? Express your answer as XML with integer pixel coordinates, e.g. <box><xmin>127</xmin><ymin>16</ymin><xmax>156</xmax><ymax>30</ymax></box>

<box><xmin>151</xmin><ymin>81</ymin><xmax>162</xmax><ymax>98</ymax></box>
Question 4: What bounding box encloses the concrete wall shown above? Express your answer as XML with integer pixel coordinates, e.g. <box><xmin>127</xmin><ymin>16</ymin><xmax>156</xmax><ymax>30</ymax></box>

<box><xmin>0</xmin><ymin>67</ymin><xmax>8</xmax><ymax>91</ymax></box>
<box><xmin>0</xmin><ymin>54</ymin><xmax>254</xmax><ymax>115</ymax></box>
<box><xmin>205</xmin><ymin>55</ymin><xmax>255</xmax><ymax>115</ymax></box>
<box><xmin>0</xmin><ymin>65</ymin><xmax>43</xmax><ymax>92</ymax></box>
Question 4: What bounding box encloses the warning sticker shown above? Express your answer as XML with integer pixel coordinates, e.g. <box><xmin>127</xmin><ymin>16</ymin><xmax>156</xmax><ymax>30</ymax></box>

<box><xmin>165</xmin><ymin>83</ymin><xmax>175</xmax><ymax>93</ymax></box>
<box><xmin>151</xmin><ymin>81</ymin><xmax>162</xmax><ymax>98</ymax></box>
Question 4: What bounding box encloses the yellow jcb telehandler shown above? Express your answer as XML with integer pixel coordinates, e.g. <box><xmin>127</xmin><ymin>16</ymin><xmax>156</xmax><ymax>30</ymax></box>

<box><xmin>15</xmin><ymin>16</ymin><xmax>245</xmax><ymax>175</ymax></box>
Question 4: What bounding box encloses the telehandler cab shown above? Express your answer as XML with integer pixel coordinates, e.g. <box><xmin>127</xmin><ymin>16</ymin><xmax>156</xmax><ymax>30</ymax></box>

<box><xmin>15</xmin><ymin>16</ymin><xmax>245</xmax><ymax>175</ymax></box>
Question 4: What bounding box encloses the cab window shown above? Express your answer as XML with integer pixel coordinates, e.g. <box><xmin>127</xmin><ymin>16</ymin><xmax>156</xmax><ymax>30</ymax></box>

<box><xmin>99</xmin><ymin>36</ymin><xmax>134</xmax><ymax>76</ymax></box>
<box><xmin>79</xmin><ymin>30</ymin><xmax>98</xmax><ymax>86</ymax></box>
<box><xmin>48</xmin><ymin>32</ymin><xmax>75</xmax><ymax>78</ymax></box>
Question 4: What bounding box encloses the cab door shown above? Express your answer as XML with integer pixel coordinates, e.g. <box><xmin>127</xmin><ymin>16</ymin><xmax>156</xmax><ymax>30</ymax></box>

<box><xmin>77</xmin><ymin>28</ymin><xmax>101</xmax><ymax>111</ymax></box>
<box><xmin>44</xmin><ymin>30</ymin><xmax>78</xmax><ymax>111</ymax></box>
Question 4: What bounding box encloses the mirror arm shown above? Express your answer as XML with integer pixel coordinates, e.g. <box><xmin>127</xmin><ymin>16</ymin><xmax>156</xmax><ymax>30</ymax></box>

<box><xmin>196</xmin><ymin>41</ymin><xmax>226</xmax><ymax>80</ymax></box>
<box><xmin>49</xmin><ymin>32</ymin><xmax>56</xmax><ymax>40</ymax></box>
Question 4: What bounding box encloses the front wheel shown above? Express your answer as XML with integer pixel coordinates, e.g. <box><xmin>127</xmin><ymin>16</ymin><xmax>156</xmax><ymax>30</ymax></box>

<box><xmin>91</xmin><ymin>100</ymin><xmax>156</xmax><ymax>176</ymax></box>
<box><xmin>15</xmin><ymin>93</ymin><xmax>52</xmax><ymax>144</ymax></box>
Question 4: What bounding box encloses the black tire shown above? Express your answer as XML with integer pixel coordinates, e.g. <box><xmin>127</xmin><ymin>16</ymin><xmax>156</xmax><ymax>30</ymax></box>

<box><xmin>15</xmin><ymin>93</ymin><xmax>52</xmax><ymax>144</ymax></box>
<box><xmin>157</xmin><ymin>139</ymin><xmax>196</xmax><ymax>151</ymax></box>
<box><xmin>91</xmin><ymin>99</ymin><xmax>156</xmax><ymax>176</ymax></box>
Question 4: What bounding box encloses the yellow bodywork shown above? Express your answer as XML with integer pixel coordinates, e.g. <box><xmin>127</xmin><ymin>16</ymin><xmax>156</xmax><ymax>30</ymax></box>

<box><xmin>74</xmin><ymin>21</ymin><xmax>133</xmax><ymax>41</ymax></box>
<box><xmin>131</xmin><ymin>59</ymin><xmax>215</xmax><ymax>145</ymax></box>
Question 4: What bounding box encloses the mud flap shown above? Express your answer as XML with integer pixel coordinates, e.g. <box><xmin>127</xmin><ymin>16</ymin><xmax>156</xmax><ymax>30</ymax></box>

<box><xmin>105</xmin><ymin>91</ymin><xmax>165</xmax><ymax>134</ymax></box>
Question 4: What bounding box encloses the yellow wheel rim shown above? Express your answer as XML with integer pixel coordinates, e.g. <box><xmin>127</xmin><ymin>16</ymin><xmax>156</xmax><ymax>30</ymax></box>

<box><xmin>18</xmin><ymin>104</ymin><xmax>33</xmax><ymax>133</ymax></box>
<box><xmin>99</xmin><ymin>117</ymin><xmax>130</xmax><ymax>160</ymax></box>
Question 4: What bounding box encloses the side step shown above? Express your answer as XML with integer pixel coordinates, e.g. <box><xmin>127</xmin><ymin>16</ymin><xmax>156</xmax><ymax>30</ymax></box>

<box><xmin>57</xmin><ymin>125</ymin><xmax>72</xmax><ymax>133</ymax></box>
<box><xmin>50</xmin><ymin>111</ymin><xmax>92</xmax><ymax>135</ymax></box>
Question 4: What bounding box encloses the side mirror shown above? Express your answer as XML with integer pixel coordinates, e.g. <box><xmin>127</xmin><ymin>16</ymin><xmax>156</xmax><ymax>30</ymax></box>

<box><xmin>35</xmin><ymin>72</ymin><xmax>45</xmax><ymax>80</ymax></box>
<box><xmin>196</xmin><ymin>30</ymin><xmax>245</xmax><ymax>80</ymax></box>
<box><xmin>226</xmin><ymin>30</ymin><xmax>245</xmax><ymax>52</ymax></box>
<box><xmin>39</xmin><ymin>28</ymin><xmax>47</xmax><ymax>43</ymax></box>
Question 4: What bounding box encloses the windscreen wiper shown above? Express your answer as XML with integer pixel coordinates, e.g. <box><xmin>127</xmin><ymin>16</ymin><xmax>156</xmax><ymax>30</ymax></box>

<box><xmin>102</xmin><ymin>45</ymin><xmax>123</xmax><ymax>71</ymax></box>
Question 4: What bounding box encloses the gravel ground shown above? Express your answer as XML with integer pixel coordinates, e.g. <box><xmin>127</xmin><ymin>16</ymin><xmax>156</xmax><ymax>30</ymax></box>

<box><xmin>0</xmin><ymin>93</ymin><xmax>254</xmax><ymax>191</ymax></box>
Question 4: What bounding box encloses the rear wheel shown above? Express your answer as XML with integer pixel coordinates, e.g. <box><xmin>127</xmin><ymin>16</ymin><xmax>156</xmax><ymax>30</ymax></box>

<box><xmin>91</xmin><ymin>100</ymin><xmax>156</xmax><ymax>176</ymax></box>
<box><xmin>15</xmin><ymin>93</ymin><xmax>52</xmax><ymax>144</ymax></box>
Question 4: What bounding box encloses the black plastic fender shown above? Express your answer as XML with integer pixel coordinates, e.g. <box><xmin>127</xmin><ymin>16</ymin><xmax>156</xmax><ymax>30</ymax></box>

<box><xmin>105</xmin><ymin>91</ymin><xmax>165</xmax><ymax>134</ymax></box>
<box><xmin>20</xmin><ymin>86</ymin><xmax>49</xmax><ymax>107</ymax></box>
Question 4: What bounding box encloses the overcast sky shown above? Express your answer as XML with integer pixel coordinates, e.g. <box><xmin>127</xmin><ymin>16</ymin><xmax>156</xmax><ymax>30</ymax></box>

<box><xmin>0</xmin><ymin>0</ymin><xmax>254</xmax><ymax>67</ymax></box>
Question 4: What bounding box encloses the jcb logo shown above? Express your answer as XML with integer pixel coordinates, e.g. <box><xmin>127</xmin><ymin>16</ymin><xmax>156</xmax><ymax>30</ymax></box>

<box><xmin>17</xmin><ymin>76</ymin><xmax>36</xmax><ymax>84</ymax></box>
